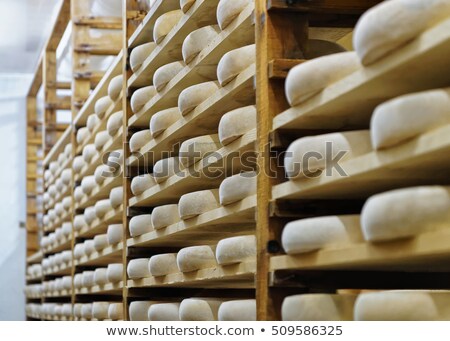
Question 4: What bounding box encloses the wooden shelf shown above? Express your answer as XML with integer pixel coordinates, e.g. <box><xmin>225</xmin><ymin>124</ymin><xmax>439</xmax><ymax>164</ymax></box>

<box><xmin>271</xmin><ymin>229</ymin><xmax>450</xmax><ymax>273</ymax></box>
<box><xmin>26</xmin><ymin>275</ymin><xmax>43</xmax><ymax>283</ymax></box>
<box><xmin>74</xmin><ymin>242</ymin><xmax>123</xmax><ymax>266</ymax></box>
<box><xmin>130</xmin><ymin>128</ymin><xmax>256</xmax><ymax>207</ymax></box>
<box><xmin>27</xmin><ymin>251</ymin><xmax>43</xmax><ymax>264</ymax></box>
<box><xmin>273</xmin><ymin>18</ymin><xmax>450</xmax><ymax>132</ymax></box>
<box><xmin>75</xmin><ymin>281</ymin><xmax>123</xmax><ymax>295</ymax></box>
<box><xmin>128</xmin><ymin>194</ymin><xmax>256</xmax><ymax>248</ymax></box>
<box><xmin>128</xmin><ymin>2</ymin><xmax>255</xmax><ymax>127</ymax></box>
<box><xmin>43</xmin><ymin>126</ymin><xmax>72</xmax><ymax>167</ymax></box>
<box><xmin>75</xmin><ymin>174</ymin><xmax>122</xmax><ymax>210</ymax></box>
<box><xmin>75</xmin><ymin>205</ymin><xmax>123</xmax><ymax>239</ymax></box>
<box><xmin>272</xmin><ymin>124</ymin><xmax>450</xmax><ymax>201</ymax></box>
<box><xmin>44</xmin><ymin>263</ymin><xmax>72</xmax><ymax>277</ymax></box>
<box><xmin>43</xmin><ymin>289</ymin><xmax>72</xmax><ymax>298</ymax></box>
<box><xmin>129</xmin><ymin>64</ymin><xmax>255</xmax><ymax>167</ymax></box>
<box><xmin>44</xmin><ymin>236</ymin><xmax>72</xmax><ymax>254</ymax></box>
<box><xmin>128</xmin><ymin>260</ymin><xmax>255</xmax><ymax>288</ymax></box>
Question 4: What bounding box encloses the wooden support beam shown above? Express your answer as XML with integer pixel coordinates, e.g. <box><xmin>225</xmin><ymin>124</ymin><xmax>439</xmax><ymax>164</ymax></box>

<box><xmin>267</xmin><ymin>0</ymin><xmax>381</xmax><ymax>14</ymax></box>
<box><xmin>73</xmin><ymin>16</ymin><xmax>122</xmax><ymax>29</ymax></box>
<box><xmin>268</xmin><ymin>59</ymin><xmax>305</xmax><ymax>79</ymax></box>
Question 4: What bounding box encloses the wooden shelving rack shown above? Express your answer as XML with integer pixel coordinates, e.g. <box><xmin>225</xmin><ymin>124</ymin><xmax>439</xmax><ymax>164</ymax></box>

<box><xmin>25</xmin><ymin>0</ymin><xmax>450</xmax><ymax>321</ymax></box>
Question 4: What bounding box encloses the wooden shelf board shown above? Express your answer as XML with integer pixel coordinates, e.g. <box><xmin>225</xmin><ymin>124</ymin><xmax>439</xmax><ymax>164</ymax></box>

<box><xmin>75</xmin><ymin>205</ymin><xmax>123</xmax><ymax>239</ymax></box>
<box><xmin>27</xmin><ymin>251</ymin><xmax>43</xmax><ymax>264</ymax></box>
<box><xmin>26</xmin><ymin>276</ymin><xmax>43</xmax><ymax>283</ymax></box>
<box><xmin>43</xmin><ymin>290</ymin><xmax>72</xmax><ymax>298</ymax></box>
<box><xmin>43</xmin><ymin>126</ymin><xmax>72</xmax><ymax>166</ymax></box>
<box><xmin>128</xmin><ymin>194</ymin><xmax>256</xmax><ymax>248</ymax></box>
<box><xmin>130</xmin><ymin>128</ymin><xmax>256</xmax><ymax>207</ymax></box>
<box><xmin>75</xmin><ymin>175</ymin><xmax>122</xmax><ymax>210</ymax></box>
<box><xmin>273</xmin><ymin>18</ymin><xmax>450</xmax><ymax>132</ymax></box>
<box><xmin>74</xmin><ymin>243</ymin><xmax>123</xmax><ymax>266</ymax></box>
<box><xmin>43</xmin><ymin>264</ymin><xmax>72</xmax><ymax>277</ymax></box>
<box><xmin>75</xmin><ymin>281</ymin><xmax>123</xmax><ymax>295</ymax></box>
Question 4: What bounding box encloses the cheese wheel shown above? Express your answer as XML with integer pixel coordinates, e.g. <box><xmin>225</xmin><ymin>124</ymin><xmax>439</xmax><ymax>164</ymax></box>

<box><xmin>94</xmin><ymin>131</ymin><xmax>110</xmax><ymax>151</ymax></box>
<box><xmin>82</xmin><ymin>271</ymin><xmax>95</xmax><ymax>288</ymax></box>
<box><xmin>76</xmin><ymin>127</ymin><xmax>90</xmax><ymax>144</ymax></box>
<box><xmin>282</xmin><ymin>215</ymin><xmax>361</xmax><ymax>254</ymax></box>
<box><xmin>83</xmin><ymin>239</ymin><xmax>96</xmax><ymax>256</ymax></box>
<box><xmin>131</xmin><ymin>174</ymin><xmax>156</xmax><ymax>196</ymax></box>
<box><xmin>177</xmin><ymin>245</ymin><xmax>216</xmax><ymax>272</ymax></box>
<box><xmin>153</xmin><ymin>157</ymin><xmax>180</xmax><ymax>183</ymax></box>
<box><xmin>179</xmin><ymin>135</ymin><xmax>221</xmax><ymax>168</ymax></box>
<box><xmin>217</xmin><ymin>44</ymin><xmax>255</xmax><ymax>86</ymax></box>
<box><xmin>73</xmin><ymin>156</ymin><xmax>86</xmax><ymax>173</ymax></box>
<box><xmin>94</xmin><ymin>234</ymin><xmax>109</xmax><ymax>251</ymax></box>
<box><xmin>371</xmin><ymin>88</ymin><xmax>450</xmax><ymax>150</ymax></box>
<box><xmin>61</xmin><ymin>169</ymin><xmax>72</xmax><ymax>185</ymax></box>
<box><xmin>284</xmin><ymin>131</ymin><xmax>372</xmax><ymax>179</ymax></box>
<box><xmin>48</xmin><ymin>185</ymin><xmax>57</xmax><ymax>199</ymax></box>
<box><xmin>182</xmin><ymin>25</ymin><xmax>220</xmax><ymax>64</ymax></box>
<box><xmin>94</xmin><ymin>165</ymin><xmax>111</xmax><ymax>185</ymax></box>
<box><xmin>49</xmin><ymin>161</ymin><xmax>58</xmax><ymax>175</ymax></box>
<box><xmin>355</xmin><ymin>291</ymin><xmax>445</xmax><ymax>321</ymax></box>
<box><xmin>219</xmin><ymin>171</ymin><xmax>256</xmax><ymax>205</ymax></box>
<box><xmin>64</xmin><ymin>143</ymin><xmax>72</xmax><ymax>157</ymax></box>
<box><xmin>179</xmin><ymin>299</ymin><xmax>222</xmax><ymax>321</ymax></box>
<box><xmin>81</xmin><ymin>303</ymin><xmax>92</xmax><ymax>318</ymax></box>
<box><xmin>57</xmin><ymin>153</ymin><xmax>66</xmax><ymax>165</ymax></box>
<box><xmin>61</xmin><ymin>250</ymin><xmax>72</xmax><ymax>263</ymax></box>
<box><xmin>130</xmin><ymin>42</ymin><xmax>157</xmax><ymax>72</ymax></box>
<box><xmin>62</xmin><ymin>196</ymin><xmax>72</xmax><ymax>210</ymax></box>
<box><xmin>282</xmin><ymin>294</ymin><xmax>356</xmax><ymax>321</ymax></box>
<box><xmin>95</xmin><ymin>199</ymin><xmax>112</xmax><ymax>218</ymax></box>
<box><xmin>215</xmin><ymin>235</ymin><xmax>256</xmax><ymax>265</ymax></box>
<box><xmin>151</xmin><ymin>205</ymin><xmax>180</xmax><ymax>230</ymax></box>
<box><xmin>81</xmin><ymin>175</ymin><xmax>96</xmax><ymax>195</ymax></box>
<box><xmin>74</xmin><ymin>244</ymin><xmax>85</xmax><ymax>259</ymax></box>
<box><xmin>108</xmin><ymin>75</ymin><xmax>123</xmax><ymax>100</ymax></box>
<box><xmin>93</xmin><ymin>302</ymin><xmax>110</xmax><ymax>320</ymax></box>
<box><xmin>285</xmin><ymin>52</ymin><xmax>360</xmax><ymax>106</ymax></box>
<box><xmin>148</xmin><ymin>253</ymin><xmax>179</xmax><ymax>276</ymax></box>
<box><xmin>129</xmin><ymin>214</ymin><xmax>154</xmax><ymax>237</ymax></box>
<box><xmin>127</xmin><ymin>258</ymin><xmax>151</xmax><ymax>279</ymax></box>
<box><xmin>107</xmin><ymin>111</ymin><xmax>123</xmax><ymax>137</ymax></box>
<box><xmin>95</xmin><ymin>96</ymin><xmax>113</xmax><ymax>119</ymax></box>
<box><xmin>55</xmin><ymin>202</ymin><xmax>64</xmax><ymax>216</ymax></box>
<box><xmin>44</xmin><ymin>169</ymin><xmax>52</xmax><ymax>182</ymax></box>
<box><xmin>74</xmin><ymin>186</ymin><xmax>84</xmax><ymax>202</ymax></box>
<box><xmin>178</xmin><ymin>81</ymin><xmax>219</xmax><ymax>115</ymax></box>
<box><xmin>153</xmin><ymin>10</ymin><xmax>183</xmax><ymax>44</ymax></box>
<box><xmin>87</xmin><ymin>114</ymin><xmax>100</xmax><ymax>132</ymax></box>
<box><xmin>218</xmin><ymin>105</ymin><xmax>256</xmax><ymax>146</ymax></box>
<box><xmin>130</xmin><ymin>129</ymin><xmax>152</xmax><ymax>152</ymax></box>
<box><xmin>74</xmin><ymin>214</ymin><xmax>87</xmax><ymax>231</ymax></box>
<box><xmin>354</xmin><ymin>0</ymin><xmax>450</xmax><ymax>66</ymax></box>
<box><xmin>180</xmin><ymin>0</ymin><xmax>195</xmax><ymax>13</ymax></box>
<box><xmin>218</xmin><ymin>300</ymin><xmax>256</xmax><ymax>321</ymax></box>
<box><xmin>55</xmin><ymin>179</ymin><xmax>64</xmax><ymax>192</ymax></box>
<box><xmin>61</xmin><ymin>222</ymin><xmax>72</xmax><ymax>237</ymax></box>
<box><xmin>129</xmin><ymin>301</ymin><xmax>153</xmax><ymax>321</ymax></box>
<box><xmin>82</xmin><ymin>144</ymin><xmax>98</xmax><ymax>163</ymax></box>
<box><xmin>131</xmin><ymin>86</ymin><xmax>157</xmax><ymax>113</ymax></box>
<box><xmin>150</xmin><ymin>107</ymin><xmax>182</xmax><ymax>137</ymax></box>
<box><xmin>178</xmin><ymin>189</ymin><xmax>220</xmax><ymax>219</ymax></box>
<box><xmin>108</xmin><ymin>303</ymin><xmax>124</xmax><ymax>320</ymax></box>
<box><xmin>217</xmin><ymin>0</ymin><xmax>252</xmax><ymax>30</ymax></box>
<box><xmin>74</xmin><ymin>273</ymin><xmax>84</xmax><ymax>287</ymax></box>
<box><xmin>107</xmin><ymin>263</ymin><xmax>123</xmax><ymax>283</ymax></box>
<box><xmin>148</xmin><ymin>303</ymin><xmax>181</xmax><ymax>321</ymax></box>
<box><xmin>109</xmin><ymin>186</ymin><xmax>123</xmax><ymax>208</ymax></box>
<box><xmin>94</xmin><ymin>268</ymin><xmax>109</xmax><ymax>286</ymax></box>
<box><xmin>62</xmin><ymin>276</ymin><xmax>72</xmax><ymax>290</ymax></box>
<box><xmin>84</xmin><ymin>206</ymin><xmax>97</xmax><ymax>225</ymax></box>
<box><xmin>62</xmin><ymin>304</ymin><xmax>72</xmax><ymax>317</ymax></box>
<box><xmin>361</xmin><ymin>186</ymin><xmax>450</xmax><ymax>242</ymax></box>
<box><xmin>107</xmin><ymin>149</ymin><xmax>123</xmax><ymax>171</ymax></box>
<box><xmin>153</xmin><ymin>61</ymin><xmax>184</xmax><ymax>91</ymax></box>
<box><xmin>107</xmin><ymin>224</ymin><xmax>123</xmax><ymax>245</ymax></box>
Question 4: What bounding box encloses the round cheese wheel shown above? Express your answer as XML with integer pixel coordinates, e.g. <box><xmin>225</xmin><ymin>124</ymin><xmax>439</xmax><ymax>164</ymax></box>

<box><xmin>129</xmin><ymin>214</ymin><xmax>153</xmax><ymax>237</ymax></box>
<box><xmin>95</xmin><ymin>96</ymin><xmax>113</xmax><ymax>119</ymax></box>
<box><xmin>131</xmin><ymin>86</ymin><xmax>157</xmax><ymax>113</ymax></box>
<box><xmin>109</xmin><ymin>186</ymin><xmax>123</xmax><ymax>208</ymax></box>
<box><xmin>57</xmin><ymin>153</ymin><xmax>66</xmax><ymax>165</ymax></box>
<box><xmin>153</xmin><ymin>61</ymin><xmax>184</xmax><ymax>91</ymax></box>
<box><xmin>217</xmin><ymin>44</ymin><xmax>255</xmax><ymax>86</ymax></box>
<box><xmin>95</xmin><ymin>131</ymin><xmax>111</xmax><ymax>151</ymax></box>
<box><xmin>62</xmin><ymin>276</ymin><xmax>71</xmax><ymax>290</ymax></box>
<box><xmin>74</xmin><ymin>186</ymin><xmax>84</xmax><ymax>202</ymax></box>
<box><xmin>62</xmin><ymin>304</ymin><xmax>72</xmax><ymax>317</ymax></box>
<box><xmin>84</xmin><ymin>239</ymin><xmax>96</xmax><ymax>256</ymax></box>
<box><xmin>148</xmin><ymin>253</ymin><xmax>179</xmax><ymax>276</ymax></box>
<box><xmin>107</xmin><ymin>224</ymin><xmax>123</xmax><ymax>245</ymax></box>
<box><xmin>153</xmin><ymin>157</ymin><xmax>180</xmax><ymax>183</ymax></box>
<box><xmin>180</xmin><ymin>0</ymin><xmax>195</xmax><ymax>13</ymax></box>
<box><xmin>49</xmin><ymin>161</ymin><xmax>58</xmax><ymax>175</ymax></box>
<box><xmin>127</xmin><ymin>258</ymin><xmax>151</xmax><ymax>279</ymax></box>
<box><xmin>74</xmin><ymin>274</ymin><xmax>83</xmax><ymax>288</ymax></box>
<box><xmin>61</xmin><ymin>250</ymin><xmax>72</xmax><ymax>263</ymax></box>
<box><xmin>153</xmin><ymin>10</ymin><xmax>183</xmax><ymax>44</ymax></box>
<box><xmin>354</xmin><ymin>0</ymin><xmax>450</xmax><ymax>66</ymax></box>
<box><xmin>108</xmin><ymin>303</ymin><xmax>124</xmax><ymax>320</ymax></box>
<box><xmin>74</xmin><ymin>214</ymin><xmax>87</xmax><ymax>231</ymax></box>
<box><xmin>107</xmin><ymin>111</ymin><xmax>123</xmax><ymax>137</ymax></box>
<box><xmin>107</xmin><ymin>149</ymin><xmax>123</xmax><ymax>172</ymax></box>
<box><xmin>44</xmin><ymin>169</ymin><xmax>52</xmax><ymax>182</ymax></box>
<box><xmin>81</xmin><ymin>303</ymin><xmax>93</xmax><ymax>319</ymax></box>
<box><xmin>84</xmin><ymin>206</ymin><xmax>97</xmax><ymax>225</ymax></box>
<box><xmin>73</xmin><ymin>156</ymin><xmax>86</xmax><ymax>173</ymax></box>
<box><xmin>284</xmin><ymin>130</ymin><xmax>372</xmax><ymax>179</ymax></box>
<box><xmin>87</xmin><ymin>114</ymin><xmax>100</xmax><ymax>132</ymax></box>
<box><xmin>130</xmin><ymin>42</ymin><xmax>157</xmax><ymax>72</ymax></box>
<box><xmin>55</xmin><ymin>178</ymin><xmax>64</xmax><ymax>192</ymax></box>
<box><xmin>179</xmin><ymin>135</ymin><xmax>221</xmax><ymax>168</ymax></box>
<box><xmin>371</xmin><ymin>88</ymin><xmax>450</xmax><ymax>150</ymax></box>
<box><xmin>282</xmin><ymin>294</ymin><xmax>355</xmax><ymax>321</ymax></box>
<box><xmin>94</xmin><ymin>164</ymin><xmax>111</xmax><ymax>185</ymax></box>
<box><xmin>81</xmin><ymin>175</ymin><xmax>97</xmax><ymax>195</ymax></box>
<box><xmin>218</xmin><ymin>105</ymin><xmax>256</xmax><ymax>146</ymax></box>
<box><xmin>130</xmin><ymin>129</ymin><xmax>152</xmax><ymax>152</ymax></box>
<box><xmin>178</xmin><ymin>81</ymin><xmax>219</xmax><ymax>115</ymax></box>
<box><xmin>55</xmin><ymin>202</ymin><xmax>64</xmax><ymax>216</ymax></box>
<box><xmin>179</xmin><ymin>299</ymin><xmax>222</xmax><ymax>321</ymax></box>
<box><xmin>94</xmin><ymin>268</ymin><xmax>109</xmax><ymax>286</ymax></box>
<box><xmin>217</xmin><ymin>0</ymin><xmax>252</xmax><ymax>30</ymax></box>
<box><xmin>129</xmin><ymin>301</ymin><xmax>153</xmax><ymax>321</ymax></box>
<box><xmin>285</xmin><ymin>52</ymin><xmax>360</xmax><ymax>106</ymax></box>
<box><xmin>182</xmin><ymin>25</ymin><xmax>220</xmax><ymax>64</ymax></box>
<box><xmin>95</xmin><ymin>200</ymin><xmax>112</xmax><ymax>218</ymax></box>
<box><xmin>74</xmin><ymin>243</ymin><xmax>85</xmax><ymax>259</ymax></box>
<box><xmin>361</xmin><ymin>186</ymin><xmax>450</xmax><ymax>242</ymax></box>
<box><xmin>108</xmin><ymin>75</ymin><xmax>123</xmax><ymax>101</ymax></box>
<box><xmin>82</xmin><ymin>271</ymin><xmax>95</xmax><ymax>288</ymax></box>
<box><xmin>61</xmin><ymin>222</ymin><xmax>72</xmax><ymax>237</ymax></box>
<box><xmin>177</xmin><ymin>245</ymin><xmax>216</xmax><ymax>272</ymax></box>
<box><xmin>62</xmin><ymin>196</ymin><xmax>72</xmax><ymax>210</ymax></box>
<box><xmin>93</xmin><ymin>302</ymin><xmax>110</xmax><ymax>320</ymax></box>
<box><xmin>148</xmin><ymin>303</ymin><xmax>180</xmax><ymax>321</ymax></box>
<box><xmin>215</xmin><ymin>235</ymin><xmax>256</xmax><ymax>265</ymax></box>
<box><xmin>150</xmin><ymin>107</ymin><xmax>182</xmax><ymax>137</ymax></box>
<box><xmin>107</xmin><ymin>263</ymin><xmax>123</xmax><ymax>283</ymax></box>
<box><xmin>219</xmin><ymin>171</ymin><xmax>256</xmax><ymax>205</ymax></box>
<box><xmin>151</xmin><ymin>204</ymin><xmax>180</xmax><ymax>230</ymax></box>
<box><xmin>48</xmin><ymin>185</ymin><xmax>57</xmax><ymax>198</ymax></box>
<box><xmin>94</xmin><ymin>234</ymin><xmax>109</xmax><ymax>251</ymax></box>
<box><xmin>178</xmin><ymin>189</ymin><xmax>220</xmax><ymax>219</ymax></box>
<box><xmin>131</xmin><ymin>174</ymin><xmax>156</xmax><ymax>196</ymax></box>
<box><xmin>76</xmin><ymin>127</ymin><xmax>90</xmax><ymax>144</ymax></box>
<box><xmin>64</xmin><ymin>143</ymin><xmax>72</xmax><ymax>157</ymax></box>
<box><xmin>82</xmin><ymin>144</ymin><xmax>98</xmax><ymax>163</ymax></box>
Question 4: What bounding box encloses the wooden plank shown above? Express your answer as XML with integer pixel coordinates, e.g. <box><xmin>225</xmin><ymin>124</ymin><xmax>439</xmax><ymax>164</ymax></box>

<box><xmin>46</xmin><ymin>0</ymin><xmax>71</xmax><ymax>50</ymax></box>
<box><xmin>273</xmin><ymin>18</ymin><xmax>450</xmax><ymax>131</ymax></box>
<box><xmin>73</xmin><ymin>16</ymin><xmax>122</xmax><ymax>29</ymax></box>
<box><xmin>268</xmin><ymin>59</ymin><xmax>305</xmax><ymax>79</ymax></box>
<box><xmin>43</xmin><ymin>125</ymin><xmax>72</xmax><ymax>166</ymax></box>
<box><xmin>267</xmin><ymin>0</ymin><xmax>381</xmax><ymax>14</ymax></box>
<box><xmin>26</xmin><ymin>252</ymin><xmax>43</xmax><ymax>265</ymax></box>
<box><xmin>75</xmin><ymin>281</ymin><xmax>123</xmax><ymax>295</ymax></box>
